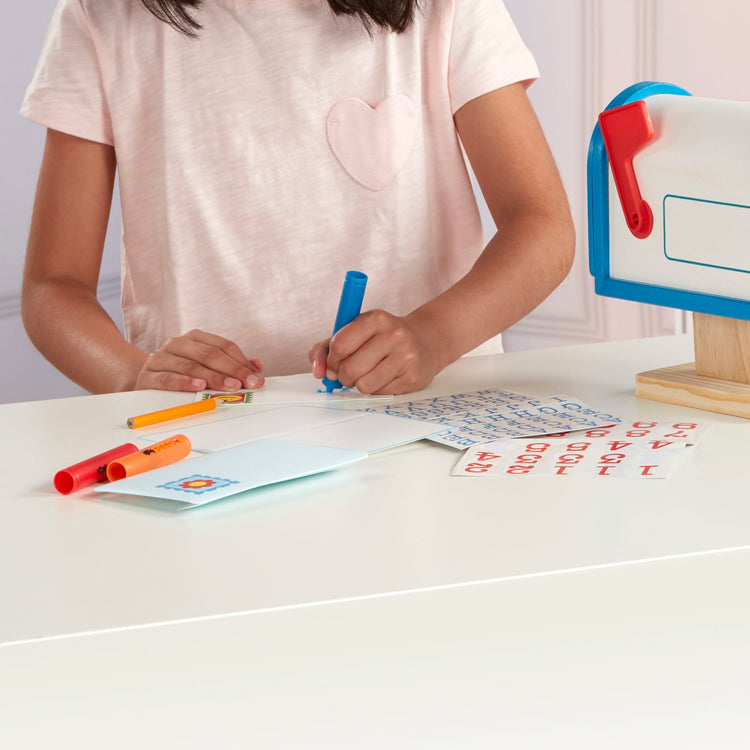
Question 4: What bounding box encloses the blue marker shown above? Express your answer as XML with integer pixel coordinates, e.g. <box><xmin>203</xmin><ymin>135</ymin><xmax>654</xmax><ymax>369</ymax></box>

<box><xmin>322</xmin><ymin>270</ymin><xmax>368</xmax><ymax>392</ymax></box>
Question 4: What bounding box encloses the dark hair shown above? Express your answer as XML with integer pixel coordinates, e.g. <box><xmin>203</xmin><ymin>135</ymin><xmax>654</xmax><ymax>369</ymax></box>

<box><xmin>138</xmin><ymin>0</ymin><xmax>420</xmax><ymax>37</ymax></box>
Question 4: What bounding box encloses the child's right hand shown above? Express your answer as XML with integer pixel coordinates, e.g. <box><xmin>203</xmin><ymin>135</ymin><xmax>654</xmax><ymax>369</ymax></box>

<box><xmin>134</xmin><ymin>329</ymin><xmax>264</xmax><ymax>392</ymax></box>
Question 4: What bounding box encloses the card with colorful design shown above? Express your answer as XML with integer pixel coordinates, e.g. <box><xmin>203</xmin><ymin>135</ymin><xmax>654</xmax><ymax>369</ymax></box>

<box><xmin>96</xmin><ymin>439</ymin><xmax>367</xmax><ymax>507</ymax></box>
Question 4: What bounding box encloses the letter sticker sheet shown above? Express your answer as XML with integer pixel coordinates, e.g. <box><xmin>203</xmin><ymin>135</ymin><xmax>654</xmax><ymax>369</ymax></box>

<box><xmin>451</xmin><ymin>421</ymin><xmax>710</xmax><ymax>479</ymax></box>
<box><xmin>364</xmin><ymin>389</ymin><xmax>622</xmax><ymax>448</ymax></box>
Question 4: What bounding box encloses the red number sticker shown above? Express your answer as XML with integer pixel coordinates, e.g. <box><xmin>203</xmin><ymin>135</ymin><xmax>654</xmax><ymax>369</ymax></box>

<box><xmin>625</xmin><ymin>429</ymin><xmax>649</xmax><ymax>438</ymax></box>
<box><xmin>585</xmin><ymin>429</ymin><xmax>611</xmax><ymax>438</ymax></box>
<box><xmin>607</xmin><ymin>440</ymin><xmax>633</xmax><ymax>451</ymax></box>
<box><xmin>648</xmin><ymin>440</ymin><xmax>673</xmax><ymax>450</ymax></box>
<box><xmin>665</xmin><ymin>423</ymin><xmax>697</xmax><ymax>439</ymax></box>
<box><xmin>598</xmin><ymin>452</ymin><xmax>626</xmax><ymax>465</ymax></box>
<box><xmin>566</xmin><ymin>442</ymin><xmax>592</xmax><ymax>452</ymax></box>
<box><xmin>515</xmin><ymin>453</ymin><xmax>543</xmax><ymax>464</ymax></box>
<box><xmin>524</xmin><ymin>443</ymin><xmax>551</xmax><ymax>453</ymax></box>
<box><xmin>473</xmin><ymin>451</ymin><xmax>503</xmax><ymax>462</ymax></box>
<box><xmin>556</xmin><ymin>453</ymin><xmax>584</xmax><ymax>465</ymax></box>
<box><xmin>464</xmin><ymin>462</ymin><xmax>492</xmax><ymax>473</ymax></box>
<box><xmin>506</xmin><ymin>465</ymin><xmax>533</xmax><ymax>475</ymax></box>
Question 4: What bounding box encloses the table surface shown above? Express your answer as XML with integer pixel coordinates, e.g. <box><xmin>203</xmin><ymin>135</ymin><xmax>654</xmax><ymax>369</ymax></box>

<box><xmin>2</xmin><ymin>334</ymin><xmax>750</xmax><ymax>646</ymax></box>
<box><xmin>3</xmin><ymin>548</ymin><xmax>750</xmax><ymax>748</ymax></box>
<box><xmin>4</xmin><ymin>334</ymin><xmax>750</xmax><ymax>747</ymax></box>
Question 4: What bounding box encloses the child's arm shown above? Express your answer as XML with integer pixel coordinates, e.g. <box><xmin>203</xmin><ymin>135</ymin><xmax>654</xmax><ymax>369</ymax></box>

<box><xmin>310</xmin><ymin>81</ymin><xmax>576</xmax><ymax>395</ymax></box>
<box><xmin>22</xmin><ymin>129</ymin><xmax>264</xmax><ymax>394</ymax></box>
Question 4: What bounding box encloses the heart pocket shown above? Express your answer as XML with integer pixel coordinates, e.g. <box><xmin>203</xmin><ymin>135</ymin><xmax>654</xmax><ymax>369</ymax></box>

<box><xmin>326</xmin><ymin>95</ymin><xmax>418</xmax><ymax>191</ymax></box>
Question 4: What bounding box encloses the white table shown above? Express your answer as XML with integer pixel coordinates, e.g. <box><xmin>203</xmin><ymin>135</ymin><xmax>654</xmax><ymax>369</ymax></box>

<box><xmin>3</xmin><ymin>548</ymin><xmax>750</xmax><ymax>748</ymax></box>
<box><xmin>2</xmin><ymin>335</ymin><xmax>750</xmax><ymax>746</ymax></box>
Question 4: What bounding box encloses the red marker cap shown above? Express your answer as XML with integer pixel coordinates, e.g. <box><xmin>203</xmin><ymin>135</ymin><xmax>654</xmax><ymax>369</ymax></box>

<box><xmin>54</xmin><ymin>443</ymin><xmax>140</xmax><ymax>495</ymax></box>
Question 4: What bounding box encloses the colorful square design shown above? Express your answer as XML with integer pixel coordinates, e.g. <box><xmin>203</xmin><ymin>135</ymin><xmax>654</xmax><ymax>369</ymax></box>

<box><xmin>157</xmin><ymin>474</ymin><xmax>240</xmax><ymax>495</ymax></box>
<box><xmin>200</xmin><ymin>392</ymin><xmax>254</xmax><ymax>404</ymax></box>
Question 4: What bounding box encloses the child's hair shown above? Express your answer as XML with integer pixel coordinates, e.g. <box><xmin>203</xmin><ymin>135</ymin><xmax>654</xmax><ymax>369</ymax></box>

<box><xmin>139</xmin><ymin>0</ymin><xmax>421</xmax><ymax>36</ymax></box>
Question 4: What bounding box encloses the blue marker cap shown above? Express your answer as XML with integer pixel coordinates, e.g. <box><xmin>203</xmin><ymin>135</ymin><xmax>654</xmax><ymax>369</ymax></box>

<box><xmin>322</xmin><ymin>270</ymin><xmax>368</xmax><ymax>392</ymax></box>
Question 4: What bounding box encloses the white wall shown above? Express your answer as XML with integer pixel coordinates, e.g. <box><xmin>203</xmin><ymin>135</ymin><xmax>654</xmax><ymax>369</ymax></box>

<box><xmin>1</xmin><ymin>0</ymin><xmax>122</xmax><ymax>404</ymax></box>
<box><xmin>502</xmin><ymin>0</ymin><xmax>750</xmax><ymax>351</ymax></box>
<box><xmin>4</xmin><ymin>0</ymin><xmax>750</xmax><ymax>403</ymax></box>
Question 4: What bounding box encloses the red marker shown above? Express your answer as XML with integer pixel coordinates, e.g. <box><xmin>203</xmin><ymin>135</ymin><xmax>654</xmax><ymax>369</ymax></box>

<box><xmin>54</xmin><ymin>443</ymin><xmax>140</xmax><ymax>495</ymax></box>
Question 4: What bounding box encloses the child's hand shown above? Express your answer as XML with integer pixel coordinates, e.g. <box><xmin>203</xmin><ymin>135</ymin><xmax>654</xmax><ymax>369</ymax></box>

<box><xmin>308</xmin><ymin>310</ymin><xmax>441</xmax><ymax>395</ymax></box>
<box><xmin>135</xmin><ymin>329</ymin><xmax>264</xmax><ymax>392</ymax></box>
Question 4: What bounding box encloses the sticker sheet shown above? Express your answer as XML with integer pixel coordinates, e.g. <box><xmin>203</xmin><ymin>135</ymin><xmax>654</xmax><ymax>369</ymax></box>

<box><xmin>545</xmin><ymin>420</ymin><xmax>711</xmax><ymax>445</ymax></box>
<box><xmin>364</xmin><ymin>389</ymin><xmax>622</xmax><ymax>449</ymax></box>
<box><xmin>450</xmin><ymin>420</ymin><xmax>710</xmax><ymax>479</ymax></box>
<box><xmin>452</xmin><ymin>437</ymin><xmax>687</xmax><ymax>479</ymax></box>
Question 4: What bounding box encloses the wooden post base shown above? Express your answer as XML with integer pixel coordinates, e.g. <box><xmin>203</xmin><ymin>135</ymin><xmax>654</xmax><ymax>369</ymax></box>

<box><xmin>636</xmin><ymin>362</ymin><xmax>750</xmax><ymax>418</ymax></box>
<box><xmin>693</xmin><ymin>312</ymin><xmax>750</xmax><ymax>381</ymax></box>
<box><xmin>636</xmin><ymin>313</ymin><xmax>750</xmax><ymax>418</ymax></box>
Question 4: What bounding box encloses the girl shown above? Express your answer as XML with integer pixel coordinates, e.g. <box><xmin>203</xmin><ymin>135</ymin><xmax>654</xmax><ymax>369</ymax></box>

<box><xmin>20</xmin><ymin>0</ymin><xmax>574</xmax><ymax>395</ymax></box>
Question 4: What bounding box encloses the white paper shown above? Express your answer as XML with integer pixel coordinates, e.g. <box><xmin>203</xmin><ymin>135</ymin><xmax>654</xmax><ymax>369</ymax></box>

<box><xmin>139</xmin><ymin>405</ymin><xmax>449</xmax><ymax>454</ymax></box>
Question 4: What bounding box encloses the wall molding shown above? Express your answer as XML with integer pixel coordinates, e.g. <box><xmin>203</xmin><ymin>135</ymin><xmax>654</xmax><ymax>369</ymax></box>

<box><xmin>510</xmin><ymin>0</ymin><xmax>680</xmax><ymax>350</ymax></box>
<box><xmin>97</xmin><ymin>273</ymin><xmax>121</xmax><ymax>304</ymax></box>
<box><xmin>507</xmin><ymin>0</ymin><xmax>608</xmax><ymax>347</ymax></box>
<box><xmin>577</xmin><ymin>0</ymin><xmax>610</xmax><ymax>342</ymax></box>
<box><xmin>637</xmin><ymin>0</ymin><xmax>657</xmax><ymax>82</ymax></box>
<box><xmin>0</xmin><ymin>291</ymin><xmax>20</xmax><ymax>321</ymax></box>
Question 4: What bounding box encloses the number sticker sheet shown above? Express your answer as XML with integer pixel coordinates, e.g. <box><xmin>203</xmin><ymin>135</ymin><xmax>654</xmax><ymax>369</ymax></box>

<box><xmin>548</xmin><ymin>421</ymin><xmax>711</xmax><ymax>445</ymax></box>
<box><xmin>364</xmin><ymin>389</ymin><xmax>622</xmax><ymax>449</ymax></box>
<box><xmin>451</xmin><ymin>421</ymin><xmax>710</xmax><ymax>479</ymax></box>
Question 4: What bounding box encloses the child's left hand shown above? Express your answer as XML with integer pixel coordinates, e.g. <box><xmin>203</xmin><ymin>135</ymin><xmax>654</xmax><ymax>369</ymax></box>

<box><xmin>308</xmin><ymin>309</ymin><xmax>441</xmax><ymax>395</ymax></box>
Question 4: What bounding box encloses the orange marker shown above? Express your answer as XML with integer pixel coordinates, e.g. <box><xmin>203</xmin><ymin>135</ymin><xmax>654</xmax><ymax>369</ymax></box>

<box><xmin>106</xmin><ymin>435</ymin><xmax>192</xmax><ymax>481</ymax></box>
<box><xmin>127</xmin><ymin>398</ymin><xmax>217</xmax><ymax>429</ymax></box>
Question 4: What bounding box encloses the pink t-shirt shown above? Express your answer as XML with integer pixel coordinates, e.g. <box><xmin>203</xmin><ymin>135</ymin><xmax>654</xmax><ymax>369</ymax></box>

<box><xmin>22</xmin><ymin>0</ymin><xmax>538</xmax><ymax>375</ymax></box>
